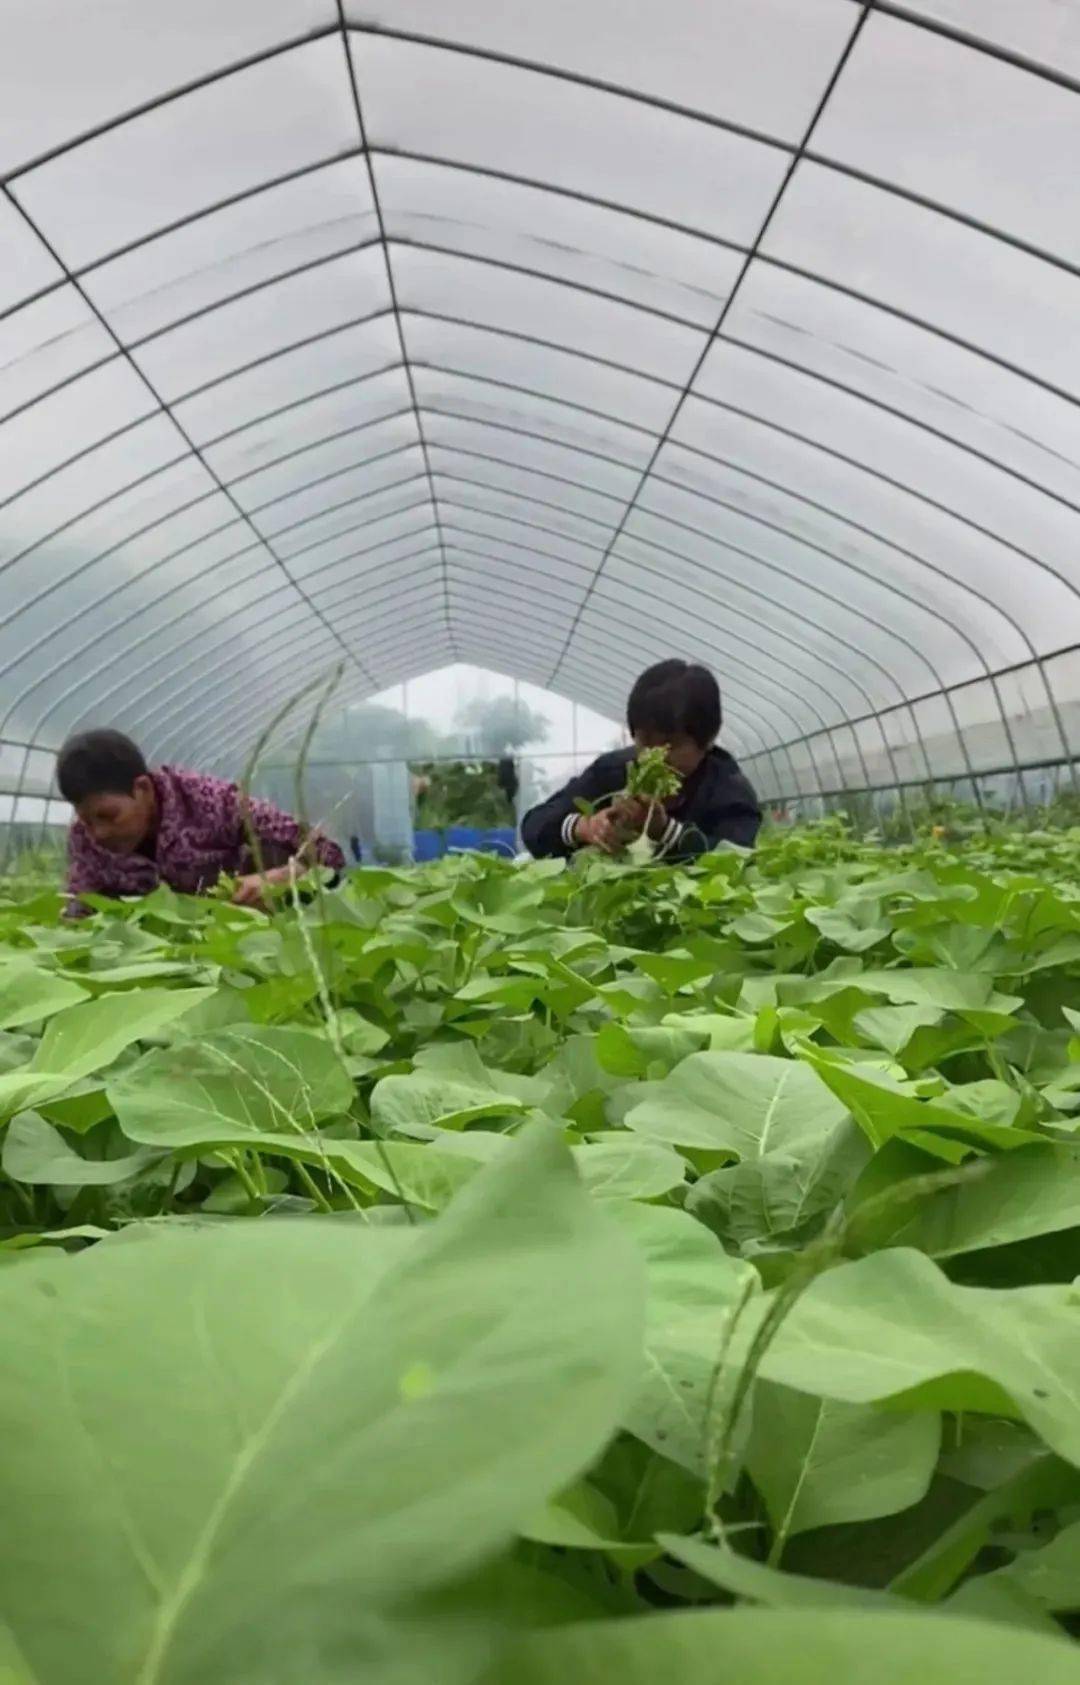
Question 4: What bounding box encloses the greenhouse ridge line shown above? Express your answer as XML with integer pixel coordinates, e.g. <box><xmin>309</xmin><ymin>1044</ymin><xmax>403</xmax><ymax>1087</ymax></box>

<box><xmin>3</xmin><ymin>2</ymin><xmax>1080</xmax><ymax>798</ymax></box>
<box><xmin>335</xmin><ymin>0</ymin><xmax>455</xmax><ymax>658</ymax></box>
<box><xmin>545</xmin><ymin>0</ymin><xmax>875</xmax><ymax>688</ymax></box>
<box><xmin>7</xmin><ymin>3</ymin><xmax>1080</xmax><ymax>192</ymax></box>
<box><xmin>7</xmin><ymin>293</ymin><xmax>1070</xmax><ymax>643</ymax></box>
<box><xmin>0</xmin><ymin>318</ymin><xmax>1042</xmax><ymax>805</ymax></box>
<box><xmin>0</xmin><ymin>397</ymin><xmax>1031</xmax><ymax>785</ymax></box>
<box><xmin>7</xmin><ymin>218</ymin><xmax>1080</xmax><ymax>554</ymax></box>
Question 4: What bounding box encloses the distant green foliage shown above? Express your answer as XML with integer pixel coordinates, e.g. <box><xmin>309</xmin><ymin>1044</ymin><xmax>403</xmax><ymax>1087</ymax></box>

<box><xmin>414</xmin><ymin>759</ymin><xmax>515</xmax><ymax>829</ymax></box>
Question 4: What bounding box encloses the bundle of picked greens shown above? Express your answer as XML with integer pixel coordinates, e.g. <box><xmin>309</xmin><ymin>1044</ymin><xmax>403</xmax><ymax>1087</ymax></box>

<box><xmin>620</xmin><ymin>747</ymin><xmax>683</xmax><ymax>863</ymax></box>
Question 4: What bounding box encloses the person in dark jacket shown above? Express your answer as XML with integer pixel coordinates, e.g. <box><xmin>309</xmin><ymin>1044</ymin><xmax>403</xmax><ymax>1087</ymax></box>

<box><xmin>521</xmin><ymin>660</ymin><xmax>761</xmax><ymax>862</ymax></box>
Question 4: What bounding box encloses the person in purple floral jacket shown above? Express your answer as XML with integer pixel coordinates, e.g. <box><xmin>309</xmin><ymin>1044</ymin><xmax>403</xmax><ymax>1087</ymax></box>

<box><xmin>58</xmin><ymin>729</ymin><xmax>345</xmax><ymax>916</ymax></box>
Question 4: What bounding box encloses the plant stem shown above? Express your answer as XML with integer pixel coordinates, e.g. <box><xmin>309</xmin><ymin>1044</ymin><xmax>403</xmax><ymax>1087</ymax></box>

<box><xmin>229</xmin><ymin>1151</ymin><xmax>263</xmax><ymax>1204</ymax></box>
<box><xmin>294</xmin><ymin>1159</ymin><xmax>335</xmax><ymax>1213</ymax></box>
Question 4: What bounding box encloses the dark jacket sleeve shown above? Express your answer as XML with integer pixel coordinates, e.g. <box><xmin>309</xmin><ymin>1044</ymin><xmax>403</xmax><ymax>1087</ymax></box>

<box><xmin>661</xmin><ymin>770</ymin><xmax>762</xmax><ymax>861</ymax></box>
<box><xmin>520</xmin><ymin>753</ymin><xmax>629</xmax><ymax>859</ymax></box>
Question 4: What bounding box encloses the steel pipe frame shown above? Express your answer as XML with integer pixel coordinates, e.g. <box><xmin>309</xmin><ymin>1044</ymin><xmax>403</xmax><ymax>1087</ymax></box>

<box><xmin>5</xmin><ymin>174</ymin><xmax>1079</xmax><ymax>622</ymax></box>
<box><xmin>333</xmin><ymin>2</ymin><xmax>455</xmax><ymax>658</ymax></box>
<box><xmin>54</xmin><ymin>438</ymin><xmax>936</xmax><ymax>768</ymax></box>
<box><xmin>0</xmin><ymin>306</ymin><xmax>1040</xmax><ymax>794</ymax></box>
<box><xmin>212</xmin><ymin>377</ymin><xmax>1016</xmax><ymax>799</ymax></box>
<box><xmin>0</xmin><ymin>260</ymin><xmax>1062</xmax><ymax>696</ymax></box>
<box><xmin>197</xmin><ymin>607</ymin><xmax>797</xmax><ymax>797</ymax></box>
<box><xmin>0</xmin><ymin>8</ymin><xmax>1071</xmax><ymax>795</ymax></box>
<box><xmin>0</xmin><ymin>377</ymin><xmax>1004</xmax><ymax>815</ymax></box>
<box><xmin>1</xmin><ymin>191</ymin><xmax>381</xmax><ymax>709</ymax></box>
<box><xmin>14</xmin><ymin>453</ymin><xmax>898</xmax><ymax>778</ymax></box>
<box><xmin>186</xmin><ymin>591</ymin><xmax>779</xmax><ymax>774</ymax></box>
<box><xmin>160</xmin><ymin>562</ymin><xmax>781</xmax><ymax>771</ymax></box>
<box><xmin>158</xmin><ymin>475</ymin><xmax>889</xmax><ymax>764</ymax></box>
<box><xmin>137</xmin><ymin>553</ymin><xmax>449</xmax><ymax>756</ymax></box>
<box><xmin>2</xmin><ymin>523</ymin><xmax>441</xmax><ymax>764</ymax></box>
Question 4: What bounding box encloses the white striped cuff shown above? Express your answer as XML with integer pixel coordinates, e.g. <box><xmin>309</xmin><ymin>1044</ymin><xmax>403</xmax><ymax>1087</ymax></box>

<box><xmin>561</xmin><ymin>812</ymin><xmax>580</xmax><ymax>849</ymax></box>
<box><xmin>656</xmin><ymin>816</ymin><xmax>683</xmax><ymax>857</ymax></box>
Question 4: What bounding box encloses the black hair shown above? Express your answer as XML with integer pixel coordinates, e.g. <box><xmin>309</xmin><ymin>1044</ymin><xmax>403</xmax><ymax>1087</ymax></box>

<box><xmin>626</xmin><ymin>660</ymin><xmax>721</xmax><ymax>748</ymax></box>
<box><xmin>56</xmin><ymin>730</ymin><xmax>149</xmax><ymax>804</ymax></box>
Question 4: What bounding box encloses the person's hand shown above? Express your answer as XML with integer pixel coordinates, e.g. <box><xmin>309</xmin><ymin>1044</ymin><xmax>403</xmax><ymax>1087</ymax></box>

<box><xmin>608</xmin><ymin>797</ymin><xmax>669</xmax><ymax>841</ymax></box>
<box><xmin>574</xmin><ymin>811</ymin><xmax>621</xmax><ymax>852</ymax></box>
<box><xmin>607</xmin><ymin>796</ymin><xmax>648</xmax><ymax>839</ymax></box>
<box><xmin>230</xmin><ymin>866</ymin><xmax>295</xmax><ymax>909</ymax></box>
<box><xmin>230</xmin><ymin>872</ymin><xmax>271</xmax><ymax>909</ymax></box>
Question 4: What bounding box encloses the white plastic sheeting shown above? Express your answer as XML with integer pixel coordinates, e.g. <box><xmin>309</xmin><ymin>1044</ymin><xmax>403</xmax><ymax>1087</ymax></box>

<box><xmin>2</xmin><ymin>0</ymin><xmax>1080</xmax><ymax>806</ymax></box>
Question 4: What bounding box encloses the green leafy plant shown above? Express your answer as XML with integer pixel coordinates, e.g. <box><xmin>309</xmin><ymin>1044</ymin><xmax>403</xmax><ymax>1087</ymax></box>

<box><xmin>624</xmin><ymin>747</ymin><xmax>683</xmax><ymax>807</ymax></box>
<box><xmin>617</xmin><ymin>748</ymin><xmax>683</xmax><ymax>863</ymax></box>
<box><xmin>0</xmin><ymin>822</ymin><xmax>1079</xmax><ymax>1677</ymax></box>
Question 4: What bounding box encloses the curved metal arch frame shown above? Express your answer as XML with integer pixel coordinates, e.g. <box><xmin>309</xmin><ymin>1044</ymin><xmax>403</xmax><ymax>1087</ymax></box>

<box><xmin>432</xmin><ymin>461</ymin><xmax>948</xmax><ymax>699</ymax></box>
<box><xmin>195</xmin><ymin>616</ymin><xmax>777</xmax><ymax>786</ymax></box>
<box><xmin>170</xmin><ymin>566</ymin><xmax>781</xmax><ymax>764</ymax></box>
<box><xmin>136</xmin><ymin>558</ymin><xmax>448</xmax><ymax>755</ymax></box>
<box><xmin>333</xmin><ymin>5</ymin><xmax>456</xmax><ymax>659</ymax></box>
<box><xmin>9</xmin><ymin>138</ymin><xmax>1080</xmax><ymax>553</ymax></box>
<box><xmin>0</xmin><ymin>189</ymin><xmax>381</xmax><ymax>704</ymax></box>
<box><xmin>0</xmin><ymin>506</ymin><xmax>434</xmax><ymax>743</ymax></box>
<box><xmin>183</xmin><ymin>603</ymin><xmax>811</xmax><ymax>804</ymax></box>
<box><xmin>438</xmin><ymin>536</ymin><xmax>866</xmax><ymax>745</ymax></box>
<box><xmin>307</xmin><ymin>380</ymin><xmax>1015</xmax><ymax>795</ymax></box>
<box><xmin>248</xmin><ymin>456</ymin><xmax>922</xmax><ymax>739</ymax></box>
<box><xmin>432</xmin><ymin>492</ymin><xmax>915</xmax><ymax>786</ymax></box>
<box><xmin>0</xmin><ymin>299</ymin><xmax>1044</xmax><ymax>791</ymax></box>
<box><xmin>438</xmin><ymin>502</ymin><xmax>895</xmax><ymax>748</ymax></box>
<box><xmin>43</xmin><ymin>537</ymin><xmax>447</xmax><ymax>756</ymax></box>
<box><xmin>133</xmin><ymin>525</ymin><xmax>791</xmax><ymax>775</ymax></box>
<box><xmin>0</xmin><ymin>363</ymin><xmax>1004</xmax><ymax>808</ymax></box>
<box><xmin>153</xmin><ymin>556</ymin><xmax>786</xmax><ymax>770</ymax></box>
<box><xmin>185</xmin><ymin>602</ymin><xmax>776</xmax><ymax>778</ymax></box>
<box><xmin>2</xmin><ymin>6</ymin><xmax>1078</xmax><ymax>798</ymax></box>
<box><xmin>9</xmin><ymin>3</ymin><xmax>1080</xmax><ymax>322</ymax></box>
<box><xmin>435</xmin><ymin>499</ymin><xmax>906</xmax><ymax>758</ymax></box>
<box><xmin>1</xmin><ymin>274</ymin><xmax>1066</xmax><ymax>683</ymax></box>
<box><xmin>147</xmin><ymin>566</ymin><xmax>586</xmax><ymax>758</ymax></box>
<box><xmin>11</xmin><ymin>449</ymin><xmax>898</xmax><ymax>778</ymax></box>
<box><xmin>8</xmin><ymin>207</ymin><xmax>1080</xmax><ymax>626</ymax></box>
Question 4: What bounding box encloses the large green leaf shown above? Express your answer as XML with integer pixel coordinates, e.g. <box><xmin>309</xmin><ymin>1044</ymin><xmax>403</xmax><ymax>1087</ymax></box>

<box><xmin>978</xmin><ymin>1515</ymin><xmax>1080</xmax><ymax>1612</ymax></box>
<box><xmin>747</xmin><ymin>1248</ymin><xmax>1080</xmax><ymax>1467</ymax></box>
<box><xmin>688</xmin><ymin>1123</ymin><xmax>869</xmax><ymax>1249</ymax></box>
<box><xmin>572</xmin><ymin>1138</ymin><xmax>687</xmax><ymax>1201</ymax></box>
<box><xmin>625</xmin><ymin>1052</ymin><xmax>849</xmax><ymax>1158</ymax></box>
<box><xmin>605</xmin><ymin>1201</ymin><xmax>759</xmax><ymax>1471</ymax></box>
<box><xmin>661</xmin><ymin>1535</ymin><xmax>897</xmax><ymax>1609</ymax></box>
<box><xmin>0</xmin><ymin>1124</ymin><xmax>643</xmax><ymax>1683</ymax></box>
<box><xmin>855</xmin><ymin>1143</ymin><xmax>1080</xmax><ymax>1258</ymax></box>
<box><xmin>487</xmin><ymin>1607</ymin><xmax>1080</xmax><ymax>1684</ymax></box>
<box><xmin>345</xmin><ymin>1131</ymin><xmax>686</xmax><ymax>1207</ymax></box>
<box><xmin>371</xmin><ymin>1069</ymin><xmax>531</xmax><ymax>1136</ymax></box>
<box><xmin>747</xmin><ymin>1382</ymin><xmax>940</xmax><ymax>1553</ymax></box>
<box><xmin>0</xmin><ymin>964</ymin><xmax>88</xmax><ymax>1029</ymax></box>
<box><xmin>2</xmin><ymin>1112</ymin><xmax>159</xmax><ymax>1186</ymax></box>
<box><xmin>0</xmin><ymin>987</ymin><xmax>216</xmax><ymax>1121</ymax></box>
<box><xmin>108</xmin><ymin>1024</ymin><xmax>354</xmax><ymax>1146</ymax></box>
<box><xmin>838</xmin><ymin>970</ymin><xmax>1022</xmax><ymax>1014</ymax></box>
<box><xmin>803</xmin><ymin>1054</ymin><xmax>1045</xmax><ymax>1154</ymax></box>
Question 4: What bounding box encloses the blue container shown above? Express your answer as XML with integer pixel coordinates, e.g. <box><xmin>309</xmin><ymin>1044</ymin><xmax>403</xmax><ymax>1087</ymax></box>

<box><xmin>412</xmin><ymin>827</ymin><xmax>519</xmax><ymax>860</ymax></box>
<box><xmin>480</xmin><ymin>827</ymin><xmax>518</xmax><ymax>858</ymax></box>
<box><xmin>412</xmin><ymin>829</ymin><xmax>445</xmax><ymax>862</ymax></box>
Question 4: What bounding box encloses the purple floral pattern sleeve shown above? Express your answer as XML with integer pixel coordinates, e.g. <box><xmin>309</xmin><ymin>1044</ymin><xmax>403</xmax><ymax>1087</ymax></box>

<box><xmin>64</xmin><ymin>765</ymin><xmax>345</xmax><ymax>912</ymax></box>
